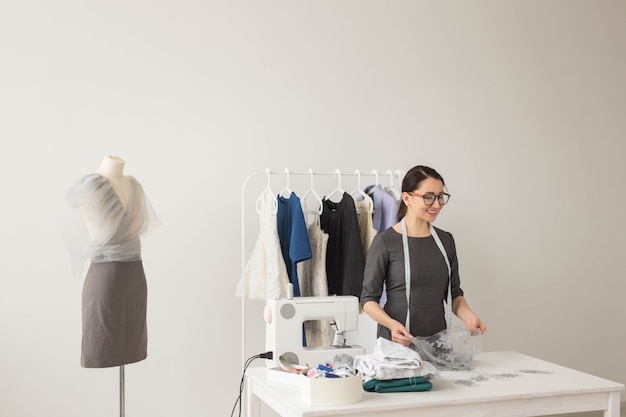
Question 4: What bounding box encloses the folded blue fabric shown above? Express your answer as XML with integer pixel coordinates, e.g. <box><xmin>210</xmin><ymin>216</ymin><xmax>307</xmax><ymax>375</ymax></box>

<box><xmin>363</xmin><ymin>377</ymin><xmax>432</xmax><ymax>393</ymax></box>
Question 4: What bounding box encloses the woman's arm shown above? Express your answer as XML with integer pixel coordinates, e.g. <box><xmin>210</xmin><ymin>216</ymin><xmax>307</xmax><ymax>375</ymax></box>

<box><xmin>452</xmin><ymin>296</ymin><xmax>487</xmax><ymax>334</ymax></box>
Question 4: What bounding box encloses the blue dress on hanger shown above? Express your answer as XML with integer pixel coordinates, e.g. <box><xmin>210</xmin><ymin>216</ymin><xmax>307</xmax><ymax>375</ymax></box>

<box><xmin>277</xmin><ymin>192</ymin><xmax>312</xmax><ymax>297</ymax></box>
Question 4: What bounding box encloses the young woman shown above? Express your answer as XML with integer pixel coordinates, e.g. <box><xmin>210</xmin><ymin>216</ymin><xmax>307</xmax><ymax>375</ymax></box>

<box><xmin>361</xmin><ymin>165</ymin><xmax>486</xmax><ymax>347</ymax></box>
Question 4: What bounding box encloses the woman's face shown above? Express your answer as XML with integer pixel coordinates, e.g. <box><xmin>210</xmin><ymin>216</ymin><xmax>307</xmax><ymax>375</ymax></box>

<box><xmin>403</xmin><ymin>177</ymin><xmax>445</xmax><ymax>223</ymax></box>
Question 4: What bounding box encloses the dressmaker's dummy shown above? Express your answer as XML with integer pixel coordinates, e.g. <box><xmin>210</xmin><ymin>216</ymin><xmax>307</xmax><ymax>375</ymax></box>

<box><xmin>65</xmin><ymin>156</ymin><xmax>159</xmax><ymax>368</ymax></box>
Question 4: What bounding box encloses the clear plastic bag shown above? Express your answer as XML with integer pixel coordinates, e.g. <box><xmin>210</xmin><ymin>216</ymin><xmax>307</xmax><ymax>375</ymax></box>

<box><xmin>410</xmin><ymin>327</ymin><xmax>483</xmax><ymax>371</ymax></box>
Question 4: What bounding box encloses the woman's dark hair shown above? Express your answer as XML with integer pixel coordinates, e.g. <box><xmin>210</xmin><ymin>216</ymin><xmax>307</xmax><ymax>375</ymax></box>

<box><xmin>396</xmin><ymin>165</ymin><xmax>446</xmax><ymax>221</ymax></box>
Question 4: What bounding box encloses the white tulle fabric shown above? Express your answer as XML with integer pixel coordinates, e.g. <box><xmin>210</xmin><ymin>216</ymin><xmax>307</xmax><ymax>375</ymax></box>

<box><xmin>64</xmin><ymin>173</ymin><xmax>159</xmax><ymax>278</ymax></box>
<box><xmin>237</xmin><ymin>191</ymin><xmax>289</xmax><ymax>300</ymax></box>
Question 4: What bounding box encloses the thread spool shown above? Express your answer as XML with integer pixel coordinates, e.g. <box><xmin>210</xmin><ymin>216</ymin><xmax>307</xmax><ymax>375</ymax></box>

<box><xmin>287</xmin><ymin>283</ymin><xmax>294</xmax><ymax>299</ymax></box>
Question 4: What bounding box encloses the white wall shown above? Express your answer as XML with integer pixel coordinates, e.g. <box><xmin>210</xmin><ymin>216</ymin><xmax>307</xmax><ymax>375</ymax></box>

<box><xmin>1</xmin><ymin>1</ymin><xmax>624</xmax><ymax>416</ymax></box>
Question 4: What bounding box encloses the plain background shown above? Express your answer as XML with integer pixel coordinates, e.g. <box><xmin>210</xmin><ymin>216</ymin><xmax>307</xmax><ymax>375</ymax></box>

<box><xmin>1</xmin><ymin>1</ymin><xmax>624</xmax><ymax>416</ymax></box>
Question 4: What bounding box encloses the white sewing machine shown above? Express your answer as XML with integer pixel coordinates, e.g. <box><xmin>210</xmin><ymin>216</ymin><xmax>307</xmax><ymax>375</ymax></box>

<box><xmin>263</xmin><ymin>295</ymin><xmax>365</xmax><ymax>369</ymax></box>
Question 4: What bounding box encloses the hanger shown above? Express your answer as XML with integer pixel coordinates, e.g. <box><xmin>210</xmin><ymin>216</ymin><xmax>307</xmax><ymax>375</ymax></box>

<box><xmin>367</xmin><ymin>169</ymin><xmax>379</xmax><ymax>195</ymax></box>
<box><xmin>371</xmin><ymin>169</ymin><xmax>380</xmax><ymax>186</ymax></box>
<box><xmin>385</xmin><ymin>169</ymin><xmax>402</xmax><ymax>200</ymax></box>
<box><xmin>385</xmin><ymin>169</ymin><xmax>394</xmax><ymax>188</ymax></box>
<box><xmin>302</xmin><ymin>168</ymin><xmax>323</xmax><ymax>216</ymax></box>
<box><xmin>325</xmin><ymin>169</ymin><xmax>345</xmax><ymax>202</ymax></box>
<box><xmin>394</xmin><ymin>169</ymin><xmax>404</xmax><ymax>191</ymax></box>
<box><xmin>350</xmin><ymin>169</ymin><xmax>374</xmax><ymax>214</ymax></box>
<box><xmin>256</xmin><ymin>168</ymin><xmax>278</xmax><ymax>214</ymax></box>
<box><xmin>278</xmin><ymin>168</ymin><xmax>293</xmax><ymax>198</ymax></box>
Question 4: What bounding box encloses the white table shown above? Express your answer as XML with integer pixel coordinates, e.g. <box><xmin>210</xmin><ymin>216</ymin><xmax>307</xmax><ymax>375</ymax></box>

<box><xmin>245</xmin><ymin>351</ymin><xmax>624</xmax><ymax>417</ymax></box>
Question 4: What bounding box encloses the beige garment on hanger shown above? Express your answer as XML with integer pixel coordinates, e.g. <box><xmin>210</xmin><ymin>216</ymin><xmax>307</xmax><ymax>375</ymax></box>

<box><xmin>355</xmin><ymin>199</ymin><xmax>377</xmax><ymax>258</ymax></box>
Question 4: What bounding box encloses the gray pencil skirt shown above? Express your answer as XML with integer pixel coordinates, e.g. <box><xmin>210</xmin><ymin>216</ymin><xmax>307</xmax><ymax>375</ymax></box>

<box><xmin>82</xmin><ymin>261</ymin><xmax>147</xmax><ymax>368</ymax></box>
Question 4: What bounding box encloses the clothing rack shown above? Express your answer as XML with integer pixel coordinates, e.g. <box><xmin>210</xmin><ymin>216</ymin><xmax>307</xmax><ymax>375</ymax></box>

<box><xmin>239</xmin><ymin>168</ymin><xmax>404</xmax><ymax>370</ymax></box>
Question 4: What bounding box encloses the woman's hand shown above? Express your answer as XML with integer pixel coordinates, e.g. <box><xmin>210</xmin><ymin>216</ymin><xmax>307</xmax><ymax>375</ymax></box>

<box><xmin>362</xmin><ymin>300</ymin><xmax>414</xmax><ymax>346</ymax></box>
<box><xmin>452</xmin><ymin>296</ymin><xmax>487</xmax><ymax>334</ymax></box>
<box><xmin>465</xmin><ymin>315</ymin><xmax>487</xmax><ymax>334</ymax></box>
<box><xmin>389</xmin><ymin>321</ymin><xmax>414</xmax><ymax>347</ymax></box>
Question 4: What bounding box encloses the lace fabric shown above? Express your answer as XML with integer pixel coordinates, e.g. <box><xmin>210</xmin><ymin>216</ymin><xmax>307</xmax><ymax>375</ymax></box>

<box><xmin>411</xmin><ymin>326</ymin><xmax>483</xmax><ymax>371</ymax></box>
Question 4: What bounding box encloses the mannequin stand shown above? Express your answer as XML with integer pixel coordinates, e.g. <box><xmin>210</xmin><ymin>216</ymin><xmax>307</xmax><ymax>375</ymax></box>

<box><xmin>119</xmin><ymin>365</ymin><xmax>125</xmax><ymax>417</ymax></box>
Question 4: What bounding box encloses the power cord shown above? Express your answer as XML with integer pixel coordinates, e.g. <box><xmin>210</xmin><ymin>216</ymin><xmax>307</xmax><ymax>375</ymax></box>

<box><xmin>230</xmin><ymin>351</ymin><xmax>273</xmax><ymax>417</ymax></box>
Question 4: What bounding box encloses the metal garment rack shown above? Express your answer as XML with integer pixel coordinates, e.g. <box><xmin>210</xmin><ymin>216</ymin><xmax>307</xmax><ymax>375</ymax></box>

<box><xmin>239</xmin><ymin>168</ymin><xmax>404</xmax><ymax>370</ymax></box>
<box><xmin>120</xmin><ymin>365</ymin><xmax>125</xmax><ymax>417</ymax></box>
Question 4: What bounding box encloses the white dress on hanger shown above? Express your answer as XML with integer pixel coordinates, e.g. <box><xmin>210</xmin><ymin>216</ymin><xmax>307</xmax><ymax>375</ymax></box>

<box><xmin>298</xmin><ymin>219</ymin><xmax>328</xmax><ymax>298</ymax></box>
<box><xmin>297</xmin><ymin>218</ymin><xmax>334</xmax><ymax>346</ymax></box>
<box><xmin>237</xmin><ymin>191</ymin><xmax>289</xmax><ymax>300</ymax></box>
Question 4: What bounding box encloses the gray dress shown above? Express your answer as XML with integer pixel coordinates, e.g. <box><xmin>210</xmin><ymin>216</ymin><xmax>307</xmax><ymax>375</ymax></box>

<box><xmin>360</xmin><ymin>227</ymin><xmax>464</xmax><ymax>338</ymax></box>
<box><xmin>82</xmin><ymin>260</ymin><xmax>147</xmax><ymax>367</ymax></box>
<box><xmin>65</xmin><ymin>174</ymin><xmax>157</xmax><ymax>368</ymax></box>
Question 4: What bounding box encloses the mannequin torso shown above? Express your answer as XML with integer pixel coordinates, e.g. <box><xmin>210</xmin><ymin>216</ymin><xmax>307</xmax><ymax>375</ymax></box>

<box><xmin>97</xmin><ymin>156</ymin><xmax>131</xmax><ymax>208</ymax></box>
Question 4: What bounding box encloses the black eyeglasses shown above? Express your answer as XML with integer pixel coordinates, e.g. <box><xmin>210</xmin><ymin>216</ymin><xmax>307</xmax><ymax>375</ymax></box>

<box><xmin>407</xmin><ymin>192</ymin><xmax>451</xmax><ymax>206</ymax></box>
